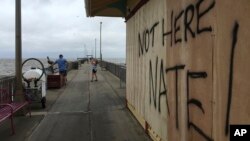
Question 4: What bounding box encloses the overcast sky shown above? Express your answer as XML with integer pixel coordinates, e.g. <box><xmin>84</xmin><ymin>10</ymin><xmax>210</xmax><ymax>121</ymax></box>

<box><xmin>0</xmin><ymin>0</ymin><xmax>126</xmax><ymax>59</ymax></box>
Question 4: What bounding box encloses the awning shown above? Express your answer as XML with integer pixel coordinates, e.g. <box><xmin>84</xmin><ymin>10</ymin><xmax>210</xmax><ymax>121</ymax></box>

<box><xmin>85</xmin><ymin>0</ymin><xmax>127</xmax><ymax>17</ymax></box>
<box><xmin>84</xmin><ymin>0</ymin><xmax>142</xmax><ymax>18</ymax></box>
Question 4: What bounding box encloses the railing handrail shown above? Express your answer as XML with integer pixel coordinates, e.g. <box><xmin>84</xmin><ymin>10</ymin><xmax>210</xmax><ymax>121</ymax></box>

<box><xmin>100</xmin><ymin>60</ymin><xmax>126</xmax><ymax>84</ymax></box>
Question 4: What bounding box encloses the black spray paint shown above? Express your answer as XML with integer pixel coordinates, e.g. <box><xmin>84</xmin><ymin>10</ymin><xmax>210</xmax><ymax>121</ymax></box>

<box><xmin>166</xmin><ymin>65</ymin><xmax>185</xmax><ymax>129</ymax></box>
<box><xmin>187</xmin><ymin>71</ymin><xmax>213</xmax><ymax>141</ymax></box>
<box><xmin>138</xmin><ymin>22</ymin><xmax>159</xmax><ymax>57</ymax></box>
<box><xmin>162</xmin><ymin>0</ymin><xmax>215</xmax><ymax>46</ymax></box>
<box><xmin>225</xmin><ymin>22</ymin><xmax>239</xmax><ymax>135</ymax></box>
<box><xmin>149</xmin><ymin>57</ymin><xmax>168</xmax><ymax>113</ymax></box>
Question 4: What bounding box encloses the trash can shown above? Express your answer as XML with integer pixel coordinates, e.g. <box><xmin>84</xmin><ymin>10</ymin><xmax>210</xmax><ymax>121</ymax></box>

<box><xmin>72</xmin><ymin>61</ymin><xmax>79</xmax><ymax>69</ymax></box>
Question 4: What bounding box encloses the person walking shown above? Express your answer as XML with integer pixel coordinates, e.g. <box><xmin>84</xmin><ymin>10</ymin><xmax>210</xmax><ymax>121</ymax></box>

<box><xmin>91</xmin><ymin>58</ymin><xmax>98</xmax><ymax>82</ymax></box>
<box><xmin>54</xmin><ymin>54</ymin><xmax>68</xmax><ymax>85</ymax></box>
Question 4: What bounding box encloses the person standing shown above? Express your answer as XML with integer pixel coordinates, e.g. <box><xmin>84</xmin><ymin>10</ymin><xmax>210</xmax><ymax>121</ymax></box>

<box><xmin>54</xmin><ymin>54</ymin><xmax>68</xmax><ymax>85</ymax></box>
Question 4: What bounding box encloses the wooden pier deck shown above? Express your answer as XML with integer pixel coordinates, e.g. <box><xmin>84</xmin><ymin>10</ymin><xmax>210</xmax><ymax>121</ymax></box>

<box><xmin>0</xmin><ymin>63</ymin><xmax>151</xmax><ymax>141</ymax></box>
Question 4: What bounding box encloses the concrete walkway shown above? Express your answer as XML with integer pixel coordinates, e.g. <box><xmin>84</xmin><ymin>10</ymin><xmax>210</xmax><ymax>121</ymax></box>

<box><xmin>0</xmin><ymin>63</ymin><xmax>151</xmax><ymax>141</ymax></box>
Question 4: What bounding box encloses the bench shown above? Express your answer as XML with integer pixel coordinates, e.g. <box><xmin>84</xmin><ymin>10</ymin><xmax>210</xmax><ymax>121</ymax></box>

<box><xmin>0</xmin><ymin>88</ymin><xmax>30</xmax><ymax>134</ymax></box>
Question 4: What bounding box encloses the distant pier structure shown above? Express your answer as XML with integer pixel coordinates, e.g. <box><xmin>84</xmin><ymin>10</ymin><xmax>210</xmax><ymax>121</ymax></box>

<box><xmin>76</xmin><ymin>57</ymin><xmax>87</xmax><ymax>64</ymax></box>
<box><xmin>77</xmin><ymin>55</ymin><xmax>94</xmax><ymax>64</ymax></box>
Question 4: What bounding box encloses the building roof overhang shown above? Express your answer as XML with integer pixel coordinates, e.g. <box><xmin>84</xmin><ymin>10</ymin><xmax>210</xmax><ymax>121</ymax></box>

<box><xmin>85</xmin><ymin>0</ymin><xmax>127</xmax><ymax>17</ymax></box>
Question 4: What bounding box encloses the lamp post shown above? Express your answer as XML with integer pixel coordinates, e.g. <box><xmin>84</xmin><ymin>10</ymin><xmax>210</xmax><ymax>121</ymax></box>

<box><xmin>100</xmin><ymin>22</ymin><xmax>102</xmax><ymax>65</ymax></box>
<box><xmin>95</xmin><ymin>38</ymin><xmax>96</xmax><ymax>58</ymax></box>
<box><xmin>15</xmin><ymin>0</ymin><xmax>23</xmax><ymax>96</ymax></box>
<box><xmin>84</xmin><ymin>44</ymin><xmax>87</xmax><ymax>57</ymax></box>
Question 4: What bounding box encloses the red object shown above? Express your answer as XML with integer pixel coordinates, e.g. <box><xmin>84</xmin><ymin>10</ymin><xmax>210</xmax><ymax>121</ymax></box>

<box><xmin>0</xmin><ymin>88</ymin><xmax>30</xmax><ymax>135</ymax></box>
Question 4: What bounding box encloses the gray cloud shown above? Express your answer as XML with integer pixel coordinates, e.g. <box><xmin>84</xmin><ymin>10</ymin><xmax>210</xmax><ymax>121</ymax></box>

<box><xmin>0</xmin><ymin>0</ymin><xmax>126</xmax><ymax>60</ymax></box>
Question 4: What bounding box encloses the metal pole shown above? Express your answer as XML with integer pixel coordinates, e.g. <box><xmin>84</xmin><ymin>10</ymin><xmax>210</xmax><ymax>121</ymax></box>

<box><xmin>15</xmin><ymin>0</ymin><xmax>23</xmax><ymax>96</ymax></box>
<box><xmin>100</xmin><ymin>22</ymin><xmax>102</xmax><ymax>65</ymax></box>
<box><xmin>95</xmin><ymin>38</ymin><xmax>96</xmax><ymax>58</ymax></box>
<box><xmin>84</xmin><ymin>44</ymin><xmax>87</xmax><ymax>57</ymax></box>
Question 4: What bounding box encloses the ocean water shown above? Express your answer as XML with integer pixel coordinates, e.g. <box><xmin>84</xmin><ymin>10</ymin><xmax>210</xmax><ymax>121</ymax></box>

<box><xmin>0</xmin><ymin>58</ymin><xmax>125</xmax><ymax>76</ymax></box>
<box><xmin>103</xmin><ymin>58</ymin><xmax>126</xmax><ymax>65</ymax></box>
<box><xmin>0</xmin><ymin>58</ymin><xmax>51</xmax><ymax>77</ymax></box>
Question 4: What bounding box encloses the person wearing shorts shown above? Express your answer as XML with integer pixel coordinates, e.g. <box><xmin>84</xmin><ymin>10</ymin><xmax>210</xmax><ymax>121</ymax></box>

<box><xmin>91</xmin><ymin>59</ymin><xmax>98</xmax><ymax>82</ymax></box>
<box><xmin>54</xmin><ymin>54</ymin><xmax>68</xmax><ymax>85</ymax></box>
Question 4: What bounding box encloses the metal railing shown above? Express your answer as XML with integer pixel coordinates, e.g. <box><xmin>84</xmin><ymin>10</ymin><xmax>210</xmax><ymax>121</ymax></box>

<box><xmin>45</xmin><ymin>61</ymin><xmax>80</xmax><ymax>75</ymax></box>
<box><xmin>0</xmin><ymin>76</ymin><xmax>16</xmax><ymax>101</ymax></box>
<box><xmin>0</xmin><ymin>60</ymin><xmax>81</xmax><ymax>97</ymax></box>
<box><xmin>100</xmin><ymin>60</ymin><xmax>126</xmax><ymax>88</ymax></box>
